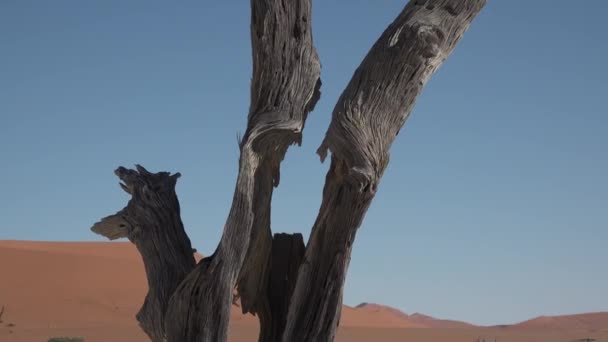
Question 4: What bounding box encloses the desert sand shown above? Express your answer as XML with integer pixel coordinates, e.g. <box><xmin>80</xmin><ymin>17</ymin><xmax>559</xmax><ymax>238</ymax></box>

<box><xmin>0</xmin><ymin>240</ymin><xmax>606</xmax><ymax>342</ymax></box>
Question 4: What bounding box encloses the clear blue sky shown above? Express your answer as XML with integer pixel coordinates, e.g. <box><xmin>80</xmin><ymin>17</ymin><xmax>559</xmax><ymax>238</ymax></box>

<box><xmin>1</xmin><ymin>1</ymin><xmax>606</xmax><ymax>326</ymax></box>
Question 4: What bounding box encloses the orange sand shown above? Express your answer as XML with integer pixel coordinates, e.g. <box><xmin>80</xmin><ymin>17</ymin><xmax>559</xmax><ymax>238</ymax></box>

<box><xmin>0</xmin><ymin>241</ymin><xmax>606</xmax><ymax>342</ymax></box>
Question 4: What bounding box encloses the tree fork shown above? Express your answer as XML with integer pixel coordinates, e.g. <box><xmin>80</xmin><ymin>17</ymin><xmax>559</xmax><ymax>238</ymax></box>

<box><xmin>92</xmin><ymin>0</ymin><xmax>320</xmax><ymax>340</ymax></box>
<box><xmin>90</xmin><ymin>0</ymin><xmax>486</xmax><ymax>341</ymax></box>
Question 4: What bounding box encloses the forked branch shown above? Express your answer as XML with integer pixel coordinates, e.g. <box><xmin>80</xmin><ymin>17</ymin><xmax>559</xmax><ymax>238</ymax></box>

<box><xmin>163</xmin><ymin>0</ymin><xmax>321</xmax><ymax>339</ymax></box>
<box><xmin>90</xmin><ymin>0</ymin><xmax>486</xmax><ymax>341</ymax></box>
<box><xmin>92</xmin><ymin>0</ymin><xmax>320</xmax><ymax>340</ymax></box>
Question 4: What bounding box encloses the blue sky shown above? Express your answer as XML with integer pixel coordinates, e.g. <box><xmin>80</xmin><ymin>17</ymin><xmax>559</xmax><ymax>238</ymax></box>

<box><xmin>1</xmin><ymin>0</ymin><xmax>606</xmax><ymax>326</ymax></box>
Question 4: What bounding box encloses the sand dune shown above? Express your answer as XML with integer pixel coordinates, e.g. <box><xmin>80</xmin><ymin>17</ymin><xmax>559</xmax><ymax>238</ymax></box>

<box><xmin>0</xmin><ymin>240</ymin><xmax>606</xmax><ymax>342</ymax></box>
<box><xmin>352</xmin><ymin>303</ymin><xmax>473</xmax><ymax>329</ymax></box>
<box><xmin>343</xmin><ymin>304</ymin><xmax>424</xmax><ymax>328</ymax></box>
<box><xmin>408</xmin><ymin>312</ymin><xmax>474</xmax><ymax>329</ymax></box>
<box><xmin>511</xmin><ymin>312</ymin><xmax>608</xmax><ymax>331</ymax></box>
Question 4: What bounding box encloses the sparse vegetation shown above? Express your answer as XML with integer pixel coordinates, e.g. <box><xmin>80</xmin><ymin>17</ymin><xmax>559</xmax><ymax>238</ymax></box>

<box><xmin>48</xmin><ymin>337</ymin><xmax>85</xmax><ymax>342</ymax></box>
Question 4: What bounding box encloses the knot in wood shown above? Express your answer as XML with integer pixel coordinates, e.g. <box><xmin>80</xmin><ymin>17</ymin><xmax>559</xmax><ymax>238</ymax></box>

<box><xmin>415</xmin><ymin>24</ymin><xmax>445</xmax><ymax>58</ymax></box>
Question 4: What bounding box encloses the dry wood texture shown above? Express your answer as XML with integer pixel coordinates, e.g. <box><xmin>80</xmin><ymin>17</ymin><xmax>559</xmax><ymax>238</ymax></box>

<box><xmin>283</xmin><ymin>1</ymin><xmax>486</xmax><ymax>340</ymax></box>
<box><xmin>236</xmin><ymin>0</ymin><xmax>321</xmax><ymax>326</ymax></box>
<box><xmin>93</xmin><ymin>0</ymin><xmax>320</xmax><ymax>340</ymax></box>
<box><xmin>91</xmin><ymin>166</ymin><xmax>195</xmax><ymax>341</ymax></box>
<box><xmin>91</xmin><ymin>0</ymin><xmax>485</xmax><ymax>341</ymax></box>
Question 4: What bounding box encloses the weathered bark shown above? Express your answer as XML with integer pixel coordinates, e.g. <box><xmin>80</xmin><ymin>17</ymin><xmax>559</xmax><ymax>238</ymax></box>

<box><xmin>91</xmin><ymin>0</ymin><xmax>319</xmax><ymax>340</ymax></box>
<box><xmin>257</xmin><ymin>233</ymin><xmax>305</xmax><ymax>341</ymax></box>
<box><xmin>91</xmin><ymin>0</ymin><xmax>486</xmax><ymax>341</ymax></box>
<box><xmin>236</xmin><ymin>0</ymin><xmax>321</xmax><ymax>330</ymax></box>
<box><xmin>91</xmin><ymin>165</ymin><xmax>195</xmax><ymax>342</ymax></box>
<box><xmin>283</xmin><ymin>1</ymin><xmax>486</xmax><ymax>341</ymax></box>
<box><xmin>162</xmin><ymin>0</ymin><xmax>321</xmax><ymax>340</ymax></box>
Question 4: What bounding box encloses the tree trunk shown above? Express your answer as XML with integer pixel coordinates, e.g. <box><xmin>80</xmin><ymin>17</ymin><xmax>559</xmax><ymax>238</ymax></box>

<box><xmin>283</xmin><ymin>1</ymin><xmax>486</xmax><ymax>341</ymax></box>
<box><xmin>92</xmin><ymin>0</ymin><xmax>320</xmax><ymax>340</ymax></box>
<box><xmin>234</xmin><ymin>0</ymin><xmax>320</xmax><ymax>338</ymax></box>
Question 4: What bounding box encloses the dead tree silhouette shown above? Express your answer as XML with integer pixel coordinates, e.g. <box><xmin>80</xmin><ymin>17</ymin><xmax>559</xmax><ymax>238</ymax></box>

<box><xmin>91</xmin><ymin>0</ymin><xmax>487</xmax><ymax>341</ymax></box>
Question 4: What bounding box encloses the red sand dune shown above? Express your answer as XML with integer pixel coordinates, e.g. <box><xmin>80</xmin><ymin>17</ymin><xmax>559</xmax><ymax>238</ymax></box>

<box><xmin>0</xmin><ymin>241</ymin><xmax>423</xmax><ymax>331</ymax></box>
<box><xmin>353</xmin><ymin>303</ymin><xmax>472</xmax><ymax>329</ymax></box>
<box><xmin>511</xmin><ymin>312</ymin><xmax>608</xmax><ymax>331</ymax></box>
<box><xmin>0</xmin><ymin>240</ymin><xmax>606</xmax><ymax>342</ymax></box>
<box><xmin>408</xmin><ymin>312</ymin><xmax>473</xmax><ymax>329</ymax></box>
<box><xmin>345</xmin><ymin>303</ymin><xmax>424</xmax><ymax>328</ymax></box>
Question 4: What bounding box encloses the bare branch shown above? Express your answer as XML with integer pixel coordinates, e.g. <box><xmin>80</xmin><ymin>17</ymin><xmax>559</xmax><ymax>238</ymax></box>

<box><xmin>90</xmin><ymin>1</ymin><xmax>485</xmax><ymax>341</ymax></box>
<box><xmin>91</xmin><ymin>166</ymin><xmax>195</xmax><ymax>342</ymax></box>
<box><xmin>284</xmin><ymin>1</ymin><xmax>487</xmax><ymax>340</ymax></box>
<box><xmin>91</xmin><ymin>210</ymin><xmax>129</xmax><ymax>240</ymax></box>
<box><xmin>164</xmin><ymin>0</ymin><xmax>321</xmax><ymax>340</ymax></box>
<box><xmin>237</xmin><ymin>0</ymin><xmax>321</xmax><ymax>318</ymax></box>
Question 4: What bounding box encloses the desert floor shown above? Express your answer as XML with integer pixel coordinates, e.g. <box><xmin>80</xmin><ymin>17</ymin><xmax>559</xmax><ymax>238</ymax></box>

<box><xmin>1</xmin><ymin>241</ymin><xmax>606</xmax><ymax>342</ymax></box>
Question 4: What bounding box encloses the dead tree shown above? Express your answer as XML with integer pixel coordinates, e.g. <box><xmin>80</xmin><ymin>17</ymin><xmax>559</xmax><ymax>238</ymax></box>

<box><xmin>91</xmin><ymin>0</ymin><xmax>486</xmax><ymax>341</ymax></box>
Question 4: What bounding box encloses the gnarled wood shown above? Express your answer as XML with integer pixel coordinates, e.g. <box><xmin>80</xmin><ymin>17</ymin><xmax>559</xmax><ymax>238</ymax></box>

<box><xmin>163</xmin><ymin>0</ymin><xmax>321</xmax><ymax>340</ymax></box>
<box><xmin>283</xmin><ymin>1</ymin><xmax>486</xmax><ymax>341</ymax></box>
<box><xmin>91</xmin><ymin>0</ymin><xmax>485</xmax><ymax>341</ymax></box>
<box><xmin>91</xmin><ymin>165</ymin><xmax>195</xmax><ymax>342</ymax></box>
<box><xmin>91</xmin><ymin>0</ymin><xmax>319</xmax><ymax>340</ymax></box>
<box><xmin>236</xmin><ymin>0</ymin><xmax>321</xmax><ymax>329</ymax></box>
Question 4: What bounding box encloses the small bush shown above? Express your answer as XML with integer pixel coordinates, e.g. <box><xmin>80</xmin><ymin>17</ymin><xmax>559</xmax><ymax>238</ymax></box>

<box><xmin>48</xmin><ymin>337</ymin><xmax>85</xmax><ymax>342</ymax></box>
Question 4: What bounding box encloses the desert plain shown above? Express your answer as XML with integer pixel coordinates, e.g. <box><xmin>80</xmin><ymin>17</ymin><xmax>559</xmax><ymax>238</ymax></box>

<box><xmin>0</xmin><ymin>240</ymin><xmax>606</xmax><ymax>342</ymax></box>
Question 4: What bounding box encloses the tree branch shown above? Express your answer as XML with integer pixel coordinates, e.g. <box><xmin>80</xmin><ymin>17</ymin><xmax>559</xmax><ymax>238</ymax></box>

<box><xmin>163</xmin><ymin>0</ymin><xmax>321</xmax><ymax>340</ymax></box>
<box><xmin>92</xmin><ymin>0</ymin><xmax>319</xmax><ymax>339</ymax></box>
<box><xmin>283</xmin><ymin>1</ymin><xmax>487</xmax><ymax>340</ymax></box>
<box><xmin>91</xmin><ymin>165</ymin><xmax>195</xmax><ymax>342</ymax></box>
<box><xmin>90</xmin><ymin>1</ymin><xmax>485</xmax><ymax>341</ymax></box>
<box><xmin>236</xmin><ymin>0</ymin><xmax>321</xmax><ymax>333</ymax></box>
